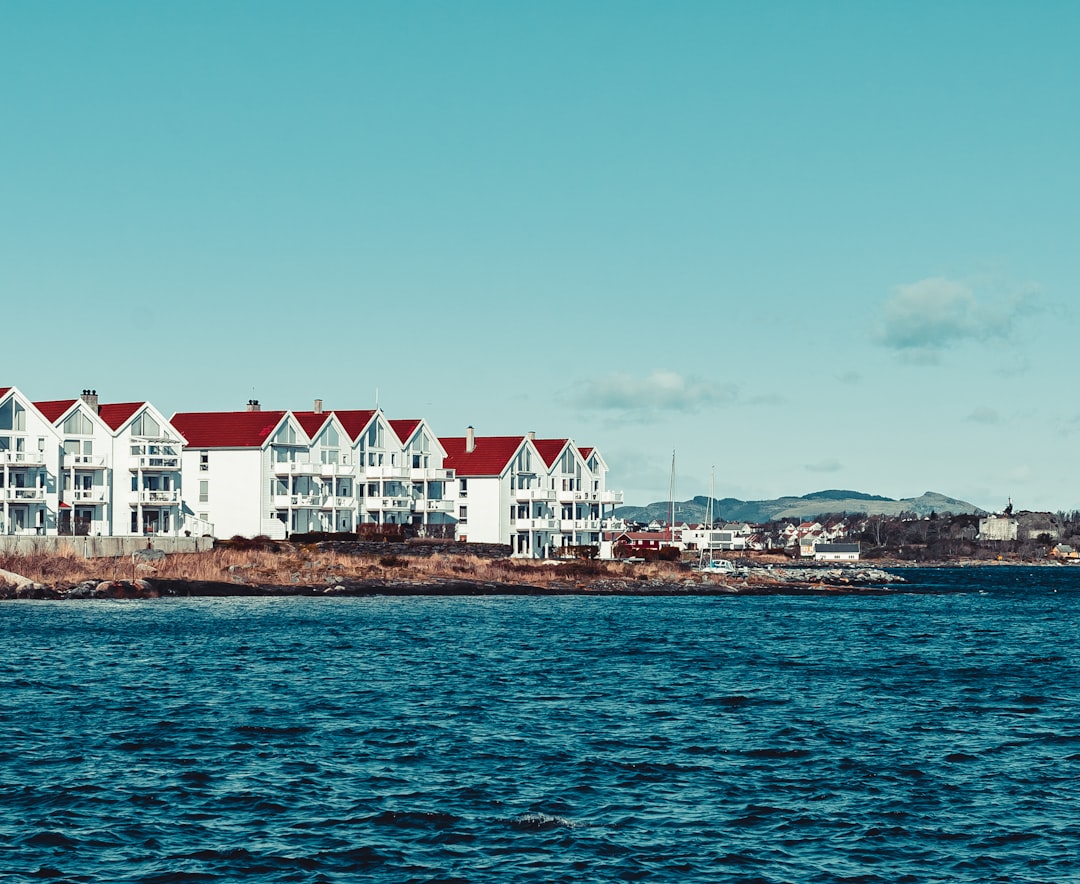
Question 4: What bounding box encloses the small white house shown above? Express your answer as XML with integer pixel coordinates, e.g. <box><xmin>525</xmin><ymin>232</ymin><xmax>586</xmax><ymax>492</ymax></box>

<box><xmin>814</xmin><ymin>542</ymin><xmax>860</xmax><ymax>562</ymax></box>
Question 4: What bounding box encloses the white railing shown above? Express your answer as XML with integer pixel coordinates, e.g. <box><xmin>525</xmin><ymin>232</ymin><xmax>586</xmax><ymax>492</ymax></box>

<box><xmin>409</xmin><ymin>467</ymin><xmax>453</xmax><ymax>481</ymax></box>
<box><xmin>560</xmin><ymin>519</ymin><xmax>602</xmax><ymax>531</ymax></box>
<box><xmin>273</xmin><ymin>461</ymin><xmax>319</xmax><ymax>475</ymax></box>
<box><xmin>130</xmin><ymin>456</ymin><xmax>180</xmax><ymax>470</ymax></box>
<box><xmin>364</xmin><ymin>465</ymin><xmax>410</xmax><ymax>480</ymax></box>
<box><xmin>319</xmin><ymin>463</ymin><xmax>352</xmax><ymax>477</ymax></box>
<box><xmin>63</xmin><ymin>454</ymin><xmax>108</xmax><ymax>469</ymax></box>
<box><xmin>72</xmin><ymin>488</ymin><xmax>107</xmax><ymax>501</ymax></box>
<box><xmin>320</xmin><ymin>496</ymin><xmax>355</xmax><ymax>509</ymax></box>
<box><xmin>0</xmin><ymin>451</ymin><xmax>46</xmax><ymax>466</ymax></box>
<box><xmin>515</xmin><ymin>488</ymin><xmax>557</xmax><ymax>502</ymax></box>
<box><xmin>133</xmin><ymin>490</ymin><xmax>181</xmax><ymax>504</ymax></box>
<box><xmin>364</xmin><ymin>497</ymin><xmax>411</xmax><ymax>512</ymax></box>
<box><xmin>2</xmin><ymin>488</ymin><xmax>45</xmax><ymax>501</ymax></box>
<box><xmin>414</xmin><ymin>499</ymin><xmax>453</xmax><ymax>512</ymax></box>
<box><xmin>515</xmin><ymin>518</ymin><xmax>560</xmax><ymax>531</ymax></box>
<box><xmin>599</xmin><ymin>490</ymin><xmax>624</xmax><ymax>504</ymax></box>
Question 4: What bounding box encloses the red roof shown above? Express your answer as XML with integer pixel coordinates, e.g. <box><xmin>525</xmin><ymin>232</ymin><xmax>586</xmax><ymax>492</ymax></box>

<box><xmin>533</xmin><ymin>438</ymin><xmax>570</xmax><ymax>468</ymax></box>
<box><xmin>0</xmin><ymin>387</ymin><xmax>11</xmax><ymax>399</ymax></box>
<box><xmin>98</xmin><ymin>402</ymin><xmax>145</xmax><ymax>431</ymax></box>
<box><xmin>171</xmin><ymin>410</ymin><xmax>288</xmax><ymax>448</ymax></box>
<box><xmin>442</xmin><ymin>435</ymin><xmax>525</xmax><ymax>477</ymax></box>
<box><xmin>389</xmin><ymin>419</ymin><xmax>421</xmax><ymax>445</ymax></box>
<box><xmin>293</xmin><ymin>411</ymin><xmax>332</xmax><ymax>439</ymax></box>
<box><xmin>34</xmin><ymin>399</ymin><xmax>78</xmax><ymax>423</ymax></box>
<box><xmin>579</xmin><ymin>447</ymin><xmax>594</xmax><ymax>460</ymax></box>
<box><xmin>330</xmin><ymin>409</ymin><xmax>377</xmax><ymax>442</ymax></box>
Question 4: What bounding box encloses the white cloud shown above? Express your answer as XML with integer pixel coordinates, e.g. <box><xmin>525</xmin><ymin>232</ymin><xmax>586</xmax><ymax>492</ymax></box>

<box><xmin>877</xmin><ymin>276</ymin><xmax>1038</xmax><ymax>362</ymax></box>
<box><xmin>576</xmin><ymin>370</ymin><xmax>738</xmax><ymax>413</ymax></box>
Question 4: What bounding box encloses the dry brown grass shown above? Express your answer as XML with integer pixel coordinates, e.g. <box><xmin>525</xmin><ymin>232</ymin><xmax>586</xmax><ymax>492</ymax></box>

<box><xmin>0</xmin><ymin>545</ymin><xmax>692</xmax><ymax>589</ymax></box>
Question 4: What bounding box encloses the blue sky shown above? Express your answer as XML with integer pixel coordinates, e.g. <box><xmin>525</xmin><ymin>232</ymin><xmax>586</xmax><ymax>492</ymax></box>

<box><xmin>3</xmin><ymin>2</ymin><xmax>1077</xmax><ymax>513</ymax></box>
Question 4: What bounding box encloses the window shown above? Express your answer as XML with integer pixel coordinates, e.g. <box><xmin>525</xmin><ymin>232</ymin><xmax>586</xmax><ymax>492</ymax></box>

<box><xmin>131</xmin><ymin>412</ymin><xmax>161</xmax><ymax>437</ymax></box>
<box><xmin>459</xmin><ymin>478</ymin><xmax>468</xmax><ymax>498</ymax></box>
<box><xmin>200</xmin><ymin>451</ymin><xmax>209</xmax><ymax>471</ymax></box>
<box><xmin>458</xmin><ymin>505</ymin><xmax>467</xmax><ymax>524</ymax></box>
<box><xmin>199</xmin><ymin>480</ymin><xmax>208</xmax><ymax>503</ymax></box>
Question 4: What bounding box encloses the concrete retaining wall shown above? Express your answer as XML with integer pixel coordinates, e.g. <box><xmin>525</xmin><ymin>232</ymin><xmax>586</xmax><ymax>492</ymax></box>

<box><xmin>0</xmin><ymin>536</ymin><xmax>214</xmax><ymax>559</ymax></box>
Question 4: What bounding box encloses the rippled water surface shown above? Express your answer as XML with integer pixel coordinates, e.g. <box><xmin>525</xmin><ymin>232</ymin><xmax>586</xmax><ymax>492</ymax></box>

<box><xmin>2</xmin><ymin>566</ymin><xmax>1079</xmax><ymax>882</ymax></box>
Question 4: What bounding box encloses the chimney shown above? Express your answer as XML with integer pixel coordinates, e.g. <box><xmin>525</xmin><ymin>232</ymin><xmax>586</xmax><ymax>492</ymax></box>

<box><xmin>313</xmin><ymin>398</ymin><xmax>323</xmax><ymax>414</ymax></box>
<box><xmin>246</xmin><ymin>399</ymin><xmax>261</xmax><ymax>412</ymax></box>
<box><xmin>80</xmin><ymin>389</ymin><xmax>99</xmax><ymax>413</ymax></box>
<box><xmin>466</xmin><ymin>426</ymin><xmax>475</xmax><ymax>453</ymax></box>
<box><xmin>527</xmin><ymin>430</ymin><xmax>536</xmax><ymax>441</ymax></box>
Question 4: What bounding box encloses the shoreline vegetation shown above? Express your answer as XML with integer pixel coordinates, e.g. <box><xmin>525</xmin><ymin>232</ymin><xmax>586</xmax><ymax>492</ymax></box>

<box><xmin>0</xmin><ymin>540</ymin><xmax>1057</xmax><ymax>601</ymax></box>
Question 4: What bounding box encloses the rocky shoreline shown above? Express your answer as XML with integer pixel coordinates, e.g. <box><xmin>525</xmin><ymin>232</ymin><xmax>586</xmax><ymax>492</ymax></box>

<box><xmin>1</xmin><ymin>565</ymin><xmax>906</xmax><ymax>600</ymax></box>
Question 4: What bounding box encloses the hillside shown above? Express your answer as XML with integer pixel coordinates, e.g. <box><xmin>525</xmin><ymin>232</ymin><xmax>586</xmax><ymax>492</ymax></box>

<box><xmin>613</xmin><ymin>490</ymin><xmax>985</xmax><ymax>525</ymax></box>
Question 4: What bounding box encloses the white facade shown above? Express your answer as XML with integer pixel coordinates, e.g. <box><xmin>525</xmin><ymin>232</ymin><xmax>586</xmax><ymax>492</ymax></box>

<box><xmin>0</xmin><ymin>387</ymin><xmax>61</xmax><ymax>536</ymax></box>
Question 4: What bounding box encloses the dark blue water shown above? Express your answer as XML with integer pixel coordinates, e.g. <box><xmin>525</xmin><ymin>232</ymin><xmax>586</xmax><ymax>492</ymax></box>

<box><xmin>2</xmin><ymin>567</ymin><xmax>1078</xmax><ymax>883</ymax></box>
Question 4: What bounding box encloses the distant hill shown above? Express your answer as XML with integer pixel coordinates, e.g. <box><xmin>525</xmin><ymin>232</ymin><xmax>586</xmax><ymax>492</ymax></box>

<box><xmin>613</xmin><ymin>490</ymin><xmax>985</xmax><ymax>525</ymax></box>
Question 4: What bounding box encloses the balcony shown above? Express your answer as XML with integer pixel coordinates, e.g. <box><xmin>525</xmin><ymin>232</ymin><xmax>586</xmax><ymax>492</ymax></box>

<box><xmin>72</xmin><ymin>488</ymin><xmax>108</xmax><ymax>503</ymax></box>
<box><xmin>132</xmin><ymin>490</ymin><xmax>180</xmax><ymax>504</ymax></box>
<box><xmin>560</xmin><ymin>518</ymin><xmax>602</xmax><ymax>532</ymax></box>
<box><xmin>514</xmin><ymin>518</ymin><xmax>560</xmax><ymax>531</ymax></box>
<box><xmin>599</xmin><ymin>490</ymin><xmax>624</xmax><ymax>505</ymax></box>
<box><xmin>63</xmin><ymin>454</ymin><xmax>108</xmax><ymax>469</ymax></box>
<box><xmin>515</xmin><ymin>488</ymin><xmax>557</xmax><ymax>503</ymax></box>
<box><xmin>320</xmin><ymin>496</ymin><xmax>355</xmax><ymax>509</ymax></box>
<box><xmin>363</xmin><ymin>497</ymin><xmax>411</xmax><ymax>512</ymax></box>
<box><xmin>130</xmin><ymin>456</ymin><xmax>180</xmax><ymax>471</ymax></box>
<box><xmin>273</xmin><ymin>461</ymin><xmax>320</xmax><ymax>476</ymax></box>
<box><xmin>319</xmin><ymin>463</ymin><xmax>353</xmax><ymax>477</ymax></box>
<box><xmin>2</xmin><ymin>487</ymin><xmax>45</xmax><ymax>501</ymax></box>
<box><xmin>364</xmin><ymin>465</ymin><xmax>410</xmax><ymax>480</ymax></box>
<box><xmin>413</xmin><ymin>499</ymin><xmax>454</xmax><ymax>513</ymax></box>
<box><xmin>0</xmin><ymin>450</ymin><xmax>46</xmax><ymax>467</ymax></box>
<box><xmin>271</xmin><ymin>493</ymin><xmax>323</xmax><ymax>508</ymax></box>
<box><xmin>409</xmin><ymin>467</ymin><xmax>453</xmax><ymax>482</ymax></box>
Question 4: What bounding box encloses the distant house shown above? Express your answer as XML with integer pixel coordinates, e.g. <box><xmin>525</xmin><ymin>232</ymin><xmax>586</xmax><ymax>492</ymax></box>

<box><xmin>814</xmin><ymin>542</ymin><xmax>860</xmax><ymax>562</ymax></box>
<box><xmin>1050</xmin><ymin>544</ymin><xmax>1079</xmax><ymax>560</ymax></box>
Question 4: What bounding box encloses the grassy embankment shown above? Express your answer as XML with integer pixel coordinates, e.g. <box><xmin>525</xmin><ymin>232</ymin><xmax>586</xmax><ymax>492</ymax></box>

<box><xmin>0</xmin><ymin>543</ymin><xmax>689</xmax><ymax>590</ymax></box>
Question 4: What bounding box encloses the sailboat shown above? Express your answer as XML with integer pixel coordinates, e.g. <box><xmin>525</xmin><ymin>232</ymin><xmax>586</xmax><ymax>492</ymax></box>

<box><xmin>693</xmin><ymin>468</ymin><xmax>736</xmax><ymax>575</ymax></box>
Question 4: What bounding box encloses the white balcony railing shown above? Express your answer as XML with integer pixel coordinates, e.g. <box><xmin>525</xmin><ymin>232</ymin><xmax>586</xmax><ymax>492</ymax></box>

<box><xmin>63</xmin><ymin>454</ymin><xmax>108</xmax><ymax>469</ymax></box>
<box><xmin>515</xmin><ymin>518</ymin><xmax>560</xmax><ymax>531</ymax></box>
<box><xmin>320</xmin><ymin>463</ymin><xmax>352</xmax><ymax>477</ymax></box>
<box><xmin>133</xmin><ymin>490</ymin><xmax>181</xmax><ymax>504</ymax></box>
<box><xmin>2</xmin><ymin>487</ymin><xmax>45</xmax><ymax>501</ymax></box>
<box><xmin>414</xmin><ymin>499</ymin><xmax>454</xmax><ymax>513</ymax></box>
<box><xmin>515</xmin><ymin>488</ymin><xmax>557</xmax><ymax>503</ymax></box>
<box><xmin>273</xmin><ymin>461</ymin><xmax>320</xmax><ymax>476</ymax></box>
<box><xmin>599</xmin><ymin>490</ymin><xmax>624</xmax><ymax>504</ymax></box>
<box><xmin>72</xmin><ymin>488</ymin><xmax>107</xmax><ymax>502</ymax></box>
<box><xmin>0</xmin><ymin>451</ymin><xmax>46</xmax><ymax>466</ymax></box>
<box><xmin>364</xmin><ymin>465</ymin><xmax>410</xmax><ymax>480</ymax></box>
<box><xmin>130</xmin><ymin>456</ymin><xmax>180</xmax><ymax>471</ymax></box>
<box><xmin>409</xmin><ymin>467</ymin><xmax>453</xmax><ymax>482</ymax></box>
<box><xmin>560</xmin><ymin>518</ymin><xmax>601</xmax><ymax>532</ymax></box>
<box><xmin>364</xmin><ymin>497</ymin><xmax>411</xmax><ymax>512</ymax></box>
<box><xmin>320</xmin><ymin>496</ymin><xmax>355</xmax><ymax>509</ymax></box>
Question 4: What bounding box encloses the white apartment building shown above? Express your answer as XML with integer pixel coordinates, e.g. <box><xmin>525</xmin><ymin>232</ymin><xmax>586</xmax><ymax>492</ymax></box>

<box><xmin>35</xmin><ymin>390</ymin><xmax>188</xmax><ymax>536</ymax></box>
<box><xmin>0</xmin><ymin>386</ymin><xmax>61</xmax><ymax>536</ymax></box>
<box><xmin>441</xmin><ymin>428</ymin><xmax>622</xmax><ymax>556</ymax></box>
<box><xmin>171</xmin><ymin>401</ymin><xmax>458</xmax><ymax>539</ymax></box>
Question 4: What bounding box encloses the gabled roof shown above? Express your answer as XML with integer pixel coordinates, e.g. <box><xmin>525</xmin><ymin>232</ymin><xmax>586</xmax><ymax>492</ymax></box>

<box><xmin>98</xmin><ymin>402</ymin><xmax>145</xmax><ymax>431</ymax></box>
<box><xmin>34</xmin><ymin>399</ymin><xmax>79</xmax><ymax>423</ymax></box>
<box><xmin>171</xmin><ymin>410</ymin><xmax>289</xmax><ymax>448</ymax></box>
<box><xmin>579</xmin><ymin>447</ymin><xmax>594</xmax><ymax>460</ymax></box>
<box><xmin>293</xmin><ymin>411</ymin><xmax>333</xmax><ymax>439</ymax></box>
<box><xmin>0</xmin><ymin>387</ymin><xmax>9</xmax><ymax>399</ymax></box>
<box><xmin>442</xmin><ymin>435</ymin><xmax>526</xmax><ymax>477</ymax></box>
<box><xmin>331</xmin><ymin>409</ymin><xmax>378</xmax><ymax>442</ymax></box>
<box><xmin>389</xmin><ymin>419</ymin><xmax>421</xmax><ymax>445</ymax></box>
<box><xmin>533</xmin><ymin>438</ymin><xmax>571</xmax><ymax>468</ymax></box>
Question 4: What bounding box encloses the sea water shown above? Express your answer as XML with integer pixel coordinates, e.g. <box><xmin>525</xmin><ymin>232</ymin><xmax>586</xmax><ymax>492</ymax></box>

<box><xmin>1</xmin><ymin>567</ymin><xmax>1078</xmax><ymax>883</ymax></box>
